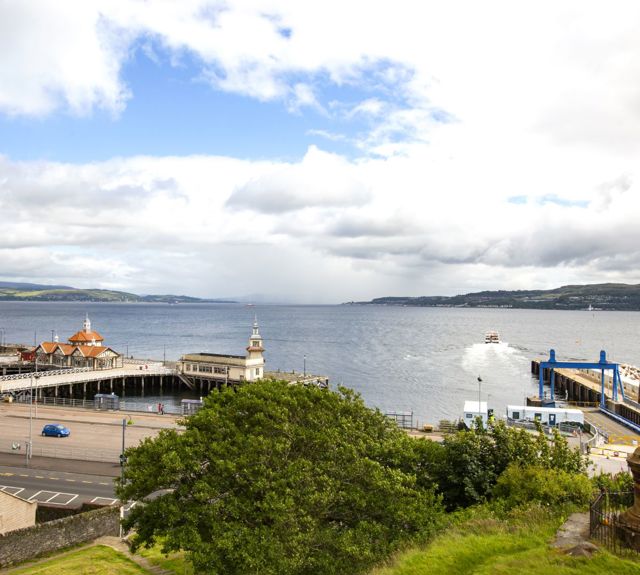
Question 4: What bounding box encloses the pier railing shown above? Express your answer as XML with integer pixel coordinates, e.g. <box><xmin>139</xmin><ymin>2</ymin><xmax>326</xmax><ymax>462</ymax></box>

<box><xmin>0</xmin><ymin>367</ymin><xmax>92</xmax><ymax>382</ymax></box>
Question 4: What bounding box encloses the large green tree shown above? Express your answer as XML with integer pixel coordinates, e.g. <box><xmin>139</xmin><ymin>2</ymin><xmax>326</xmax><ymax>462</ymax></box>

<box><xmin>117</xmin><ymin>381</ymin><xmax>442</xmax><ymax>574</ymax></box>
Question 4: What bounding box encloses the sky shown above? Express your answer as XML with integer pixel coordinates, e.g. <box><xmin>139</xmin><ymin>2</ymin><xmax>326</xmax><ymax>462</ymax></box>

<box><xmin>1</xmin><ymin>1</ymin><xmax>640</xmax><ymax>303</ymax></box>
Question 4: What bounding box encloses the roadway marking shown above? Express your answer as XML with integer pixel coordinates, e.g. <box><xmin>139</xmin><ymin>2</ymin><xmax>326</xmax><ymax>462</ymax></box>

<box><xmin>81</xmin><ymin>480</ymin><xmax>92</xmax><ymax>484</ymax></box>
<box><xmin>0</xmin><ymin>472</ymin><xmax>13</xmax><ymax>477</ymax></box>
<box><xmin>0</xmin><ymin>485</ymin><xmax>25</xmax><ymax>496</ymax></box>
<box><xmin>99</xmin><ymin>482</ymin><xmax>110</xmax><ymax>486</ymax></box>
<box><xmin>35</xmin><ymin>475</ymin><xmax>44</xmax><ymax>479</ymax></box>
<box><xmin>19</xmin><ymin>474</ymin><xmax>28</xmax><ymax>477</ymax></box>
<box><xmin>28</xmin><ymin>490</ymin><xmax>78</xmax><ymax>505</ymax></box>
<box><xmin>65</xmin><ymin>479</ymin><xmax>76</xmax><ymax>482</ymax></box>
<box><xmin>90</xmin><ymin>496</ymin><xmax>118</xmax><ymax>505</ymax></box>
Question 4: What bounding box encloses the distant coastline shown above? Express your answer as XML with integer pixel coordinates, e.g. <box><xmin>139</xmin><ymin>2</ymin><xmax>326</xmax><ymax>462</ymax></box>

<box><xmin>350</xmin><ymin>283</ymin><xmax>640</xmax><ymax>311</ymax></box>
<box><xmin>0</xmin><ymin>282</ymin><xmax>235</xmax><ymax>304</ymax></box>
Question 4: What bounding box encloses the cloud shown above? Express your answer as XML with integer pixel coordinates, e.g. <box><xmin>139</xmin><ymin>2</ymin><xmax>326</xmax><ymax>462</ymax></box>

<box><xmin>4</xmin><ymin>2</ymin><xmax>640</xmax><ymax>300</ymax></box>
<box><xmin>226</xmin><ymin>146</ymin><xmax>370</xmax><ymax>213</ymax></box>
<box><xmin>0</xmin><ymin>0</ymin><xmax>129</xmax><ymax>116</ymax></box>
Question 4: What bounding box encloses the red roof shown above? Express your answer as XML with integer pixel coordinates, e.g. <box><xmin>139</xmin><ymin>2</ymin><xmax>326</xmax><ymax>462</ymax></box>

<box><xmin>37</xmin><ymin>342</ymin><xmax>117</xmax><ymax>357</ymax></box>
<box><xmin>68</xmin><ymin>330</ymin><xmax>104</xmax><ymax>343</ymax></box>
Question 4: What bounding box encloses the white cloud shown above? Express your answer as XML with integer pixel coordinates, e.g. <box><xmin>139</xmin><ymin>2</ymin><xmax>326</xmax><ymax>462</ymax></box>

<box><xmin>3</xmin><ymin>2</ymin><xmax>640</xmax><ymax>300</ymax></box>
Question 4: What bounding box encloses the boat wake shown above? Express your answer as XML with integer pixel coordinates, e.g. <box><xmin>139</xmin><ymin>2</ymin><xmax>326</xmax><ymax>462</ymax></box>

<box><xmin>461</xmin><ymin>341</ymin><xmax>525</xmax><ymax>378</ymax></box>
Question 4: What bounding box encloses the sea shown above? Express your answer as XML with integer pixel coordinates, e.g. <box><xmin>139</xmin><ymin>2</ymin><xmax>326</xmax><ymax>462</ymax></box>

<box><xmin>1</xmin><ymin>301</ymin><xmax>639</xmax><ymax>426</ymax></box>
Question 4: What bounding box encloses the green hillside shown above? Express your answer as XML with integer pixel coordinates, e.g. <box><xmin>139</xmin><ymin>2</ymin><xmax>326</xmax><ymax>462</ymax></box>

<box><xmin>358</xmin><ymin>283</ymin><xmax>640</xmax><ymax>311</ymax></box>
<box><xmin>0</xmin><ymin>282</ymin><xmax>233</xmax><ymax>303</ymax></box>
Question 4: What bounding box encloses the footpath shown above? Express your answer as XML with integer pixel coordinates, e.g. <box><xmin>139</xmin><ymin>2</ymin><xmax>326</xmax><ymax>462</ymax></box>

<box><xmin>0</xmin><ymin>451</ymin><xmax>120</xmax><ymax>476</ymax></box>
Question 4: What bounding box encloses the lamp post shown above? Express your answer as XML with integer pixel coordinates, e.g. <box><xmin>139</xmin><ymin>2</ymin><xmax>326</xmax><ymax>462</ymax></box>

<box><xmin>303</xmin><ymin>355</ymin><xmax>306</xmax><ymax>378</ymax></box>
<box><xmin>28</xmin><ymin>371</ymin><xmax>34</xmax><ymax>466</ymax></box>
<box><xmin>477</xmin><ymin>376</ymin><xmax>483</xmax><ymax>425</ymax></box>
<box><xmin>120</xmin><ymin>418</ymin><xmax>126</xmax><ymax>482</ymax></box>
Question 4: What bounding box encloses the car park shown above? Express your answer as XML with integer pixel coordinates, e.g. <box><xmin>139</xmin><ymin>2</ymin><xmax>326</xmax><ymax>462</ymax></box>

<box><xmin>41</xmin><ymin>424</ymin><xmax>71</xmax><ymax>438</ymax></box>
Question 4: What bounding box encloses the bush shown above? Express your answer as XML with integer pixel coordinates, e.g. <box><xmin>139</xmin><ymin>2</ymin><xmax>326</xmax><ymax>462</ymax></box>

<box><xmin>429</xmin><ymin>421</ymin><xmax>590</xmax><ymax>510</ymax></box>
<box><xmin>592</xmin><ymin>471</ymin><xmax>634</xmax><ymax>493</ymax></box>
<box><xmin>493</xmin><ymin>463</ymin><xmax>593</xmax><ymax>509</ymax></box>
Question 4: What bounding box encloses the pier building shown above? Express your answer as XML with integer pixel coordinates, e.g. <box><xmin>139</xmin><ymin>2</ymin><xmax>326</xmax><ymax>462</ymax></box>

<box><xmin>33</xmin><ymin>315</ymin><xmax>121</xmax><ymax>370</ymax></box>
<box><xmin>0</xmin><ymin>318</ymin><xmax>328</xmax><ymax>409</ymax></box>
<box><xmin>177</xmin><ymin>319</ymin><xmax>265</xmax><ymax>386</ymax></box>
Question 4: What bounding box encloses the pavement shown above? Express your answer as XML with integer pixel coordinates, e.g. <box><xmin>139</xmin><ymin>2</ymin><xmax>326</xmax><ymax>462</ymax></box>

<box><xmin>0</xmin><ymin>451</ymin><xmax>120</xmax><ymax>476</ymax></box>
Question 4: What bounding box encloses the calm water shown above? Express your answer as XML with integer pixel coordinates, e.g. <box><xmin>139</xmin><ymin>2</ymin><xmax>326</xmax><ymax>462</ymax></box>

<box><xmin>1</xmin><ymin>302</ymin><xmax>639</xmax><ymax>425</ymax></box>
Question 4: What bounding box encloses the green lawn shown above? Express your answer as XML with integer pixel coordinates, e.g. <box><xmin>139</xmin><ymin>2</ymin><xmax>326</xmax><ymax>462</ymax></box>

<box><xmin>137</xmin><ymin>544</ymin><xmax>193</xmax><ymax>574</ymax></box>
<box><xmin>8</xmin><ymin>545</ymin><xmax>149</xmax><ymax>575</ymax></box>
<box><xmin>371</xmin><ymin>507</ymin><xmax>640</xmax><ymax>575</ymax></box>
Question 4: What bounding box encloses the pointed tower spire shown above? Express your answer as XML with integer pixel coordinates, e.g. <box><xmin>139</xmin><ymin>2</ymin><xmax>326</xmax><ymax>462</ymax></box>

<box><xmin>83</xmin><ymin>313</ymin><xmax>91</xmax><ymax>334</ymax></box>
<box><xmin>247</xmin><ymin>317</ymin><xmax>264</xmax><ymax>353</ymax></box>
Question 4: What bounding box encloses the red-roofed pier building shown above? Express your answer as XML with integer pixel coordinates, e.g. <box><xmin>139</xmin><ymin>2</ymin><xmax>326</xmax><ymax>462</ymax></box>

<box><xmin>34</xmin><ymin>315</ymin><xmax>121</xmax><ymax>370</ymax></box>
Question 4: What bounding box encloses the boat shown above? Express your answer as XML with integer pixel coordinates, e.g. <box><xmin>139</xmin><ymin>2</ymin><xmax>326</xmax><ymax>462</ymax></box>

<box><xmin>484</xmin><ymin>331</ymin><xmax>500</xmax><ymax>344</ymax></box>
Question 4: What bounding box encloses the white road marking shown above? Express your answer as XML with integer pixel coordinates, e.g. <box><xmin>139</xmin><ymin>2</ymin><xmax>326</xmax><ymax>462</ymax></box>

<box><xmin>90</xmin><ymin>496</ymin><xmax>118</xmax><ymax>505</ymax></box>
<box><xmin>0</xmin><ymin>485</ymin><xmax>24</xmax><ymax>496</ymax></box>
<box><xmin>29</xmin><ymin>490</ymin><xmax>78</xmax><ymax>505</ymax></box>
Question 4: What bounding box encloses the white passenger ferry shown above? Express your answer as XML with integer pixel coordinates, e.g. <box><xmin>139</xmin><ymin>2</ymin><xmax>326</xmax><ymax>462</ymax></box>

<box><xmin>484</xmin><ymin>331</ymin><xmax>500</xmax><ymax>344</ymax></box>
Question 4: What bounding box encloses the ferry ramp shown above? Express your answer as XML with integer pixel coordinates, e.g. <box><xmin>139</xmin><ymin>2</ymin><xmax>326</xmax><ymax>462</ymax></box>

<box><xmin>581</xmin><ymin>407</ymin><xmax>640</xmax><ymax>446</ymax></box>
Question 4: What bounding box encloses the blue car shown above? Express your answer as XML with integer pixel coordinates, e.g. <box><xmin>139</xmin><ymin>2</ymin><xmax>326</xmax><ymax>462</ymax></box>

<box><xmin>41</xmin><ymin>424</ymin><xmax>70</xmax><ymax>438</ymax></box>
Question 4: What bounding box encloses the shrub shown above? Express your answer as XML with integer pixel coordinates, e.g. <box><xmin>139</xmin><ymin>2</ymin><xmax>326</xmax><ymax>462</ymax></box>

<box><xmin>493</xmin><ymin>463</ymin><xmax>593</xmax><ymax>509</ymax></box>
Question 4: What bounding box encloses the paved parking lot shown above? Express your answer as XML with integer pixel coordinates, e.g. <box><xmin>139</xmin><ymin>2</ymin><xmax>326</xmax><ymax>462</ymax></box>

<box><xmin>0</xmin><ymin>403</ymin><xmax>182</xmax><ymax>463</ymax></box>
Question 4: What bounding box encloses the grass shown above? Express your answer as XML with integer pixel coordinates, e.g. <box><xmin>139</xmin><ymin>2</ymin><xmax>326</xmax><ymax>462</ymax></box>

<box><xmin>371</xmin><ymin>506</ymin><xmax>640</xmax><ymax>575</ymax></box>
<box><xmin>137</xmin><ymin>544</ymin><xmax>193</xmax><ymax>574</ymax></box>
<box><xmin>8</xmin><ymin>545</ymin><xmax>149</xmax><ymax>574</ymax></box>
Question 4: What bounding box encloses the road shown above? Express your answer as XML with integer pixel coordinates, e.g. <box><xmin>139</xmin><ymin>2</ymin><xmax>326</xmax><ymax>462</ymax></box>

<box><xmin>582</xmin><ymin>408</ymin><xmax>640</xmax><ymax>444</ymax></box>
<box><xmin>0</xmin><ymin>464</ymin><xmax>117</xmax><ymax>506</ymax></box>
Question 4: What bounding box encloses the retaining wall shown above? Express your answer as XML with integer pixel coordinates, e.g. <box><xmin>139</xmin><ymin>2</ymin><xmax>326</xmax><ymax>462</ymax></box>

<box><xmin>0</xmin><ymin>505</ymin><xmax>120</xmax><ymax>568</ymax></box>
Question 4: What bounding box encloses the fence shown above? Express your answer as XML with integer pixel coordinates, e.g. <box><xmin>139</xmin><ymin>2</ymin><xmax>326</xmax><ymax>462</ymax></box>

<box><xmin>385</xmin><ymin>411</ymin><xmax>414</xmax><ymax>429</ymax></box>
<box><xmin>11</xmin><ymin>395</ymin><xmax>182</xmax><ymax>415</ymax></box>
<box><xmin>590</xmin><ymin>491</ymin><xmax>639</xmax><ymax>554</ymax></box>
<box><xmin>0</xmin><ymin>440</ymin><xmax>121</xmax><ymax>463</ymax></box>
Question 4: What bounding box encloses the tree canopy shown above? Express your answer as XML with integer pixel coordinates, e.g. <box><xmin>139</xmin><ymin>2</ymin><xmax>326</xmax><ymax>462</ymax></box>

<box><xmin>117</xmin><ymin>381</ymin><xmax>442</xmax><ymax>575</ymax></box>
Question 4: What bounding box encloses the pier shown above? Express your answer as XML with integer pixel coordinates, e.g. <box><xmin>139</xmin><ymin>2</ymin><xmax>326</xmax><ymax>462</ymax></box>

<box><xmin>0</xmin><ymin>359</ymin><xmax>176</xmax><ymax>401</ymax></box>
<box><xmin>531</xmin><ymin>356</ymin><xmax>640</xmax><ymax>432</ymax></box>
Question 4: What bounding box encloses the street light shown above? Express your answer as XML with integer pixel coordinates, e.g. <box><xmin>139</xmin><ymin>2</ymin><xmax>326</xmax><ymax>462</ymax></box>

<box><xmin>303</xmin><ymin>355</ymin><xmax>306</xmax><ymax>378</ymax></box>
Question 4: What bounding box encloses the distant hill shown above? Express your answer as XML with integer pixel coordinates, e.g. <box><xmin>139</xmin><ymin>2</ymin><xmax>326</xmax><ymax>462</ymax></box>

<box><xmin>0</xmin><ymin>282</ymin><xmax>234</xmax><ymax>304</ymax></box>
<box><xmin>354</xmin><ymin>283</ymin><xmax>640</xmax><ymax>311</ymax></box>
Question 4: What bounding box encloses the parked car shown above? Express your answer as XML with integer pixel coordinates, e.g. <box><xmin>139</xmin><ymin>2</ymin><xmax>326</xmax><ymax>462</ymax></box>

<box><xmin>41</xmin><ymin>424</ymin><xmax>70</xmax><ymax>438</ymax></box>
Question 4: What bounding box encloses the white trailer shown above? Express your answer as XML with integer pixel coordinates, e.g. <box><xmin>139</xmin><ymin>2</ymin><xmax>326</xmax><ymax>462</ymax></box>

<box><xmin>506</xmin><ymin>405</ymin><xmax>584</xmax><ymax>427</ymax></box>
<box><xmin>463</xmin><ymin>400</ymin><xmax>488</xmax><ymax>429</ymax></box>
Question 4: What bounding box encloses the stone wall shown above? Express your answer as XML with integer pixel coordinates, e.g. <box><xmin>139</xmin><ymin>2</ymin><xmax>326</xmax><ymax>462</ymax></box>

<box><xmin>0</xmin><ymin>505</ymin><xmax>120</xmax><ymax>568</ymax></box>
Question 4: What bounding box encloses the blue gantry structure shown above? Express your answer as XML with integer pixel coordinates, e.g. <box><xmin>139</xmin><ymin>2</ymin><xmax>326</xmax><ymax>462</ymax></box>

<box><xmin>538</xmin><ymin>349</ymin><xmax>625</xmax><ymax>409</ymax></box>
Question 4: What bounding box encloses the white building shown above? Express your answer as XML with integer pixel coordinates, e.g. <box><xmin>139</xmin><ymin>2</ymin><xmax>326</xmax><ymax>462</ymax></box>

<box><xmin>178</xmin><ymin>319</ymin><xmax>265</xmax><ymax>384</ymax></box>
<box><xmin>463</xmin><ymin>400</ymin><xmax>488</xmax><ymax>429</ymax></box>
